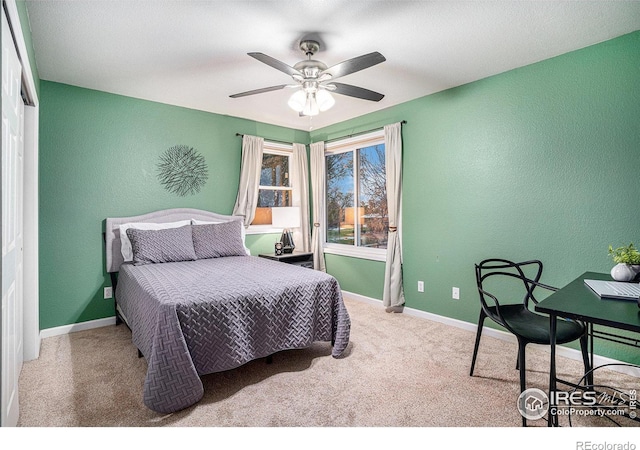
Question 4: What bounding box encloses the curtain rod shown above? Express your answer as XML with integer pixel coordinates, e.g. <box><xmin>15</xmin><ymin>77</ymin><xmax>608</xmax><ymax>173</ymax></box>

<box><xmin>322</xmin><ymin>120</ymin><xmax>407</xmax><ymax>145</ymax></box>
<box><xmin>235</xmin><ymin>133</ymin><xmax>294</xmax><ymax>147</ymax></box>
<box><xmin>237</xmin><ymin>120</ymin><xmax>407</xmax><ymax>146</ymax></box>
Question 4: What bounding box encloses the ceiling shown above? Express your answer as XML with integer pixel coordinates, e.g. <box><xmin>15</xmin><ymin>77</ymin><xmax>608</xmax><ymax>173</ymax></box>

<box><xmin>25</xmin><ymin>1</ymin><xmax>640</xmax><ymax>131</ymax></box>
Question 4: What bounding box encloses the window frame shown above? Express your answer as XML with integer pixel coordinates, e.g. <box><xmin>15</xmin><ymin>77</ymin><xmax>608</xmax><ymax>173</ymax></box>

<box><xmin>323</xmin><ymin>130</ymin><xmax>387</xmax><ymax>262</ymax></box>
<box><xmin>246</xmin><ymin>141</ymin><xmax>294</xmax><ymax>235</ymax></box>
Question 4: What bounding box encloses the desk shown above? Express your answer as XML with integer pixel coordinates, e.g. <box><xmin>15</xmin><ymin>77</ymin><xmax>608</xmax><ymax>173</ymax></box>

<box><xmin>535</xmin><ymin>271</ymin><xmax>640</xmax><ymax>426</ymax></box>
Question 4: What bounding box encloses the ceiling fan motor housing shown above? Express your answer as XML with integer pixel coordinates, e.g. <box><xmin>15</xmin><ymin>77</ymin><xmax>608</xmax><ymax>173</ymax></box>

<box><xmin>293</xmin><ymin>40</ymin><xmax>330</xmax><ymax>81</ymax></box>
<box><xmin>293</xmin><ymin>60</ymin><xmax>328</xmax><ymax>80</ymax></box>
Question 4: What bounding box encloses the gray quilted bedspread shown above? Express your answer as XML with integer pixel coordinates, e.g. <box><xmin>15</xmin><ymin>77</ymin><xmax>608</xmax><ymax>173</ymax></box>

<box><xmin>115</xmin><ymin>256</ymin><xmax>351</xmax><ymax>413</ymax></box>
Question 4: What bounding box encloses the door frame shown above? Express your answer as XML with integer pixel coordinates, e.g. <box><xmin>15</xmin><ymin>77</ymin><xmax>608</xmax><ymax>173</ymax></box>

<box><xmin>3</xmin><ymin>0</ymin><xmax>40</xmax><ymax>362</ymax></box>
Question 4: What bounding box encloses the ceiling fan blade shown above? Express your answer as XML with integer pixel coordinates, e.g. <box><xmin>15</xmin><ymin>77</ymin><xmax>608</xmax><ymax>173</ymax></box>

<box><xmin>322</xmin><ymin>52</ymin><xmax>386</xmax><ymax>80</ymax></box>
<box><xmin>229</xmin><ymin>84</ymin><xmax>289</xmax><ymax>98</ymax></box>
<box><xmin>330</xmin><ymin>82</ymin><xmax>385</xmax><ymax>102</ymax></box>
<box><xmin>248</xmin><ymin>52</ymin><xmax>302</xmax><ymax>78</ymax></box>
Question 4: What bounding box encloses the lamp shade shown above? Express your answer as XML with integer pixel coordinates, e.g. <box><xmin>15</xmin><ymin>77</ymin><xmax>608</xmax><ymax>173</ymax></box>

<box><xmin>316</xmin><ymin>89</ymin><xmax>335</xmax><ymax>112</ymax></box>
<box><xmin>287</xmin><ymin>90</ymin><xmax>306</xmax><ymax>112</ymax></box>
<box><xmin>271</xmin><ymin>206</ymin><xmax>301</xmax><ymax>229</ymax></box>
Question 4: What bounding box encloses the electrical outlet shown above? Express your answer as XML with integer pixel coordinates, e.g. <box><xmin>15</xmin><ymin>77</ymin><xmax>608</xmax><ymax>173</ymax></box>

<box><xmin>104</xmin><ymin>286</ymin><xmax>113</xmax><ymax>299</ymax></box>
<box><xmin>452</xmin><ymin>287</ymin><xmax>460</xmax><ymax>300</ymax></box>
<box><xmin>417</xmin><ymin>281</ymin><xmax>424</xmax><ymax>292</ymax></box>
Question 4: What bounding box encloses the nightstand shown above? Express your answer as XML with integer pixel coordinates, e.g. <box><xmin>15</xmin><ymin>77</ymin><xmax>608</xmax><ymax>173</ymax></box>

<box><xmin>259</xmin><ymin>251</ymin><xmax>314</xmax><ymax>269</ymax></box>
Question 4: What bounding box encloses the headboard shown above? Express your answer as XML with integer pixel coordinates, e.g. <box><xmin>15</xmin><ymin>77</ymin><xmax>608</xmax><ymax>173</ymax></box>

<box><xmin>105</xmin><ymin>208</ymin><xmax>242</xmax><ymax>273</ymax></box>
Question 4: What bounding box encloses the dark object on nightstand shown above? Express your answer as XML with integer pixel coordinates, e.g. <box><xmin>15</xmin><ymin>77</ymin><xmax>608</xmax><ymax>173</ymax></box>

<box><xmin>259</xmin><ymin>251</ymin><xmax>314</xmax><ymax>269</ymax></box>
<box><xmin>274</xmin><ymin>242</ymin><xmax>283</xmax><ymax>255</ymax></box>
<box><xmin>280</xmin><ymin>229</ymin><xmax>295</xmax><ymax>253</ymax></box>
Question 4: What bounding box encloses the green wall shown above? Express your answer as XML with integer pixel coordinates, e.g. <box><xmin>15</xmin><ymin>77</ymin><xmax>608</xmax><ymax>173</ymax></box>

<box><xmin>38</xmin><ymin>81</ymin><xmax>307</xmax><ymax>329</ymax></box>
<box><xmin>39</xmin><ymin>31</ymin><xmax>640</xmax><ymax>364</ymax></box>
<box><xmin>312</xmin><ymin>31</ymin><xmax>640</xmax><ymax>363</ymax></box>
<box><xmin>325</xmin><ymin>254</ymin><xmax>386</xmax><ymax>300</ymax></box>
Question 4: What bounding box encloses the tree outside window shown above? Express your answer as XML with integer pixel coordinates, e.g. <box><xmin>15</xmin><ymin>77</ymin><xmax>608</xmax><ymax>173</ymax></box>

<box><xmin>358</xmin><ymin>144</ymin><xmax>388</xmax><ymax>248</ymax></box>
<box><xmin>326</xmin><ymin>142</ymin><xmax>388</xmax><ymax>249</ymax></box>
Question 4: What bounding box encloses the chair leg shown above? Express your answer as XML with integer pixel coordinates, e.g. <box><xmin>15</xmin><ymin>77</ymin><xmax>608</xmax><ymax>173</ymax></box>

<box><xmin>470</xmin><ymin>310</ymin><xmax>487</xmax><ymax>376</ymax></box>
<box><xmin>518</xmin><ymin>339</ymin><xmax>528</xmax><ymax>427</ymax></box>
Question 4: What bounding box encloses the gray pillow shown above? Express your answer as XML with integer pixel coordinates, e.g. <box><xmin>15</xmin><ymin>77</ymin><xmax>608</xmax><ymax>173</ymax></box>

<box><xmin>191</xmin><ymin>220</ymin><xmax>247</xmax><ymax>259</ymax></box>
<box><xmin>126</xmin><ymin>225</ymin><xmax>197</xmax><ymax>265</ymax></box>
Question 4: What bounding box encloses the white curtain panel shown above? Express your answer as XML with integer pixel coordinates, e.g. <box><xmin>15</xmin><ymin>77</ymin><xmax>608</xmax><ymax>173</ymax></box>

<box><xmin>310</xmin><ymin>141</ymin><xmax>326</xmax><ymax>272</ymax></box>
<box><xmin>291</xmin><ymin>143</ymin><xmax>311</xmax><ymax>252</ymax></box>
<box><xmin>232</xmin><ymin>135</ymin><xmax>264</xmax><ymax>226</ymax></box>
<box><xmin>383</xmin><ymin>122</ymin><xmax>405</xmax><ymax>308</ymax></box>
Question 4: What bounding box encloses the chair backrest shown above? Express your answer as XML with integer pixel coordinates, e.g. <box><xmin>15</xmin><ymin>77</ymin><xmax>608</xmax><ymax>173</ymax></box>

<box><xmin>474</xmin><ymin>259</ymin><xmax>551</xmax><ymax>323</ymax></box>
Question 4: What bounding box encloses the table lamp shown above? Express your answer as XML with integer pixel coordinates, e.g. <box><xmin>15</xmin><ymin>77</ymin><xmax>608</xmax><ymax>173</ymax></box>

<box><xmin>271</xmin><ymin>206</ymin><xmax>300</xmax><ymax>254</ymax></box>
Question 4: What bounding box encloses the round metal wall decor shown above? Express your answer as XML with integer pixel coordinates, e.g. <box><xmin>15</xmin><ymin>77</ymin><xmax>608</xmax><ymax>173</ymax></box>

<box><xmin>157</xmin><ymin>145</ymin><xmax>208</xmax><ymax>196</ymax></box>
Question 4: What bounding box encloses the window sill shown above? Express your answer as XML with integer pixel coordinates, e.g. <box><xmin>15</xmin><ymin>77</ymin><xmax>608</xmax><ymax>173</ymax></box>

<box><xmin>323</xmin><ymin>244</ymin><xmax>386</xmax><ymax>262</ymax></box>
<box><xmin>245</xmin><ymin>225</ymin><xmax>283</xmax><ymax>235</ymax></box>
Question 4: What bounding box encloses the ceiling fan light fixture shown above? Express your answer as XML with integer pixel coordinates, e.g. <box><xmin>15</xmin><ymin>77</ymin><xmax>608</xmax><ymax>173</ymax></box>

<box><xmin>289</xmin><ymin>89</ymin><xmax>326</xmax><ymax>116</ymax></box>
<box><xmin>303</xmin><ymin>93</ymin><xmax>320</xmax><ymax>116</ymax></box>
<box><xmin>287</xmin><ymin>89</ymin><xmax>307</xmax><ymax>112</ymax></box>
<box><xmin>316</xmin><ymin>89</ymin><xmax>335</xmax><ymax>112</ymax></box>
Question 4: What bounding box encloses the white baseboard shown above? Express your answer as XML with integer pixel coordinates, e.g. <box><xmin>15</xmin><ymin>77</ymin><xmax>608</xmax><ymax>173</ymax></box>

<box><xmin>40</xmin><ymin>317</ymin><xmax>116</xmax><ymax>339</ymax></box>
<box><xmin>341</xmin><ymin>290</ymin><xmax>640</xmax><ymax>379</ymax></box>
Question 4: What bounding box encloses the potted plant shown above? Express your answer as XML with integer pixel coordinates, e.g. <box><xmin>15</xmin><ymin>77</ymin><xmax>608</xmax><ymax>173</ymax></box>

<box><xmin>608</xmin><ymin>243</ymin><xmax>640</xmax><ymax>281</ymax></box>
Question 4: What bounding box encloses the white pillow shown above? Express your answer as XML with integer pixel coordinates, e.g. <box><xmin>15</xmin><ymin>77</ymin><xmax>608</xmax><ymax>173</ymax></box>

<box><xmin>191</xmin><ymin>218</ymin><xmax>251</xmax><ymax>255</ymax></box>
<box><xmin>119</xmin><ymin>220</ymin><xmax>191</xmax><ymax>262</ymax></box>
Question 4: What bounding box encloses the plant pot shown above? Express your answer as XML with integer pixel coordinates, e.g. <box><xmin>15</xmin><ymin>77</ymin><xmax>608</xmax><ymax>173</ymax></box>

<box><xmin>610</xmin><ymin>263</ymin><xmax>636</xmax><ymax>282</ymax></box>
<box><xmin>632</xmin><ymin>265</ymin><xmax>640</xmax><ymax>282</ymax></box>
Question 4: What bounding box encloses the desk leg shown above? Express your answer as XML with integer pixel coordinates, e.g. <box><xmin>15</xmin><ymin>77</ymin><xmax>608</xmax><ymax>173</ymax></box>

<box><xmin>588</xmin><ymin>323</ymin><xmax>594</xmax><ymax>388</ymax></box>
<box><xmin>548</xmin><ymin>314</ymin><xmax>558</xmax><ymax>427</ymax></box>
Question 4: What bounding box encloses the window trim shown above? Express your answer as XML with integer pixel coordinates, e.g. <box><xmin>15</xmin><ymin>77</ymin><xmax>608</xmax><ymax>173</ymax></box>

<box><xmin>247</xmin><ymin>141</ymin><xmax>294</xmax><ymax>234</ymax></box>
<box><xmin>323</xmin><ymin>130</ymin><xmax>387</xmax><ymax>261</ymax></box>
<box><xmin>323</xmin><ymin>242</ymin><xmax>386</xmax><ymax>261</ymax></box>
<box><xmin>245</xmin><ymin>224</ymin><xmax>283</xmax><ymax>235</ymax></box>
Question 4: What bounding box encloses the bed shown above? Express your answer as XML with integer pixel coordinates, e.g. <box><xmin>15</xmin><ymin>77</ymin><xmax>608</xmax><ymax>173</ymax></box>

<box><xmin>105</xmin><ymin>208</ymin><xmax>351</xmax><ymax>413</ymax></box>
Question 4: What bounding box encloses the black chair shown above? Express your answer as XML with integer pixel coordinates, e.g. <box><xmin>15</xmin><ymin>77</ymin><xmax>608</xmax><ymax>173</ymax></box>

<box><xmin>470</xmin><ymin>259</ymin><xmax>590</xmax><ymax>425</ymax></box>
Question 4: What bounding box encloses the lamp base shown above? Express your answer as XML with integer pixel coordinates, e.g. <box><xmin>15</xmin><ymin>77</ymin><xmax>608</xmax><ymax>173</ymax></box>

<box><xmin>280</xmin><ymin>229</ymin><xmax>295</xmax><ymax>254</ymax></box>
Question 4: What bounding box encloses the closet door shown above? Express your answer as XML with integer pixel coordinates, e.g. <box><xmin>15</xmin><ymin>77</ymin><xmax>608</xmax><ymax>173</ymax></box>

<box><xmin>1</xmin><ymin>9</ymin><xmax>25</xmax><ymax>428</ymax></box>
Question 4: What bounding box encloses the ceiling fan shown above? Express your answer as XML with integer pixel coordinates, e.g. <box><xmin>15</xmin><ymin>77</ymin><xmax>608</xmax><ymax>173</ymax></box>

<box><xmin>229</xmin><ymin>40</ymin><xmax>386</xmax><ymax>116</ymax></box>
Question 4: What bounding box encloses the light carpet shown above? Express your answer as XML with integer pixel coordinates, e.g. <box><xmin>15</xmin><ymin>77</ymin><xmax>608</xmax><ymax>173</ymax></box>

<box><xmin>17</xmin><ymin>296</ymin><xmax>639</xmax><ymax>428</ymax></box>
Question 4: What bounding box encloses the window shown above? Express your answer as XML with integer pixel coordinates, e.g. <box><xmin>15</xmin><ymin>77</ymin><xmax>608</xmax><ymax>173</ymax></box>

<box><xmin>325</xmin><ymin>131</ymin><xmax>388</xmax><ymax>260</ymax></box>
<box><xmin>251</xmin><ymin>143</ymin><xmax>292</xmax><ymax>226</ymax></box>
